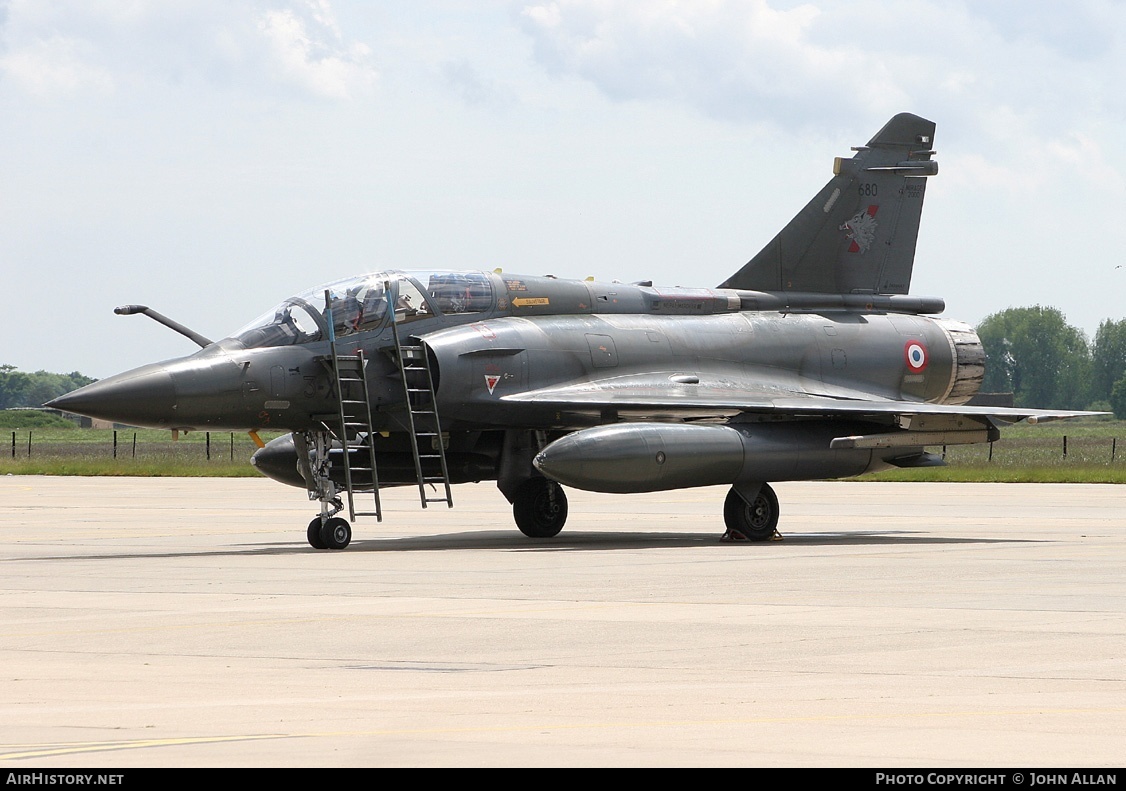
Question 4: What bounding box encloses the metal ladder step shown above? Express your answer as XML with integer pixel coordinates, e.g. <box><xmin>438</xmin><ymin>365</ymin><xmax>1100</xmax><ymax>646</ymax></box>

<box><xmin>391</xmin><ymin>319</ymin><xmax>453</xmax><ymax>510</ymax></box>
<box><xmin>326</xmin><ymin>311</ymin><xmax>382</xmax><ymax>522</ymax></box>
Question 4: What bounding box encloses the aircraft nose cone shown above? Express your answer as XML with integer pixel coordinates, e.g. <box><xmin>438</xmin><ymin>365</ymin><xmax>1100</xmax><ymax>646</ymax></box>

<box><xmin>47</xmin><ymin>363</ymin><xmax>176</xmax><ymax>427</ymax></box>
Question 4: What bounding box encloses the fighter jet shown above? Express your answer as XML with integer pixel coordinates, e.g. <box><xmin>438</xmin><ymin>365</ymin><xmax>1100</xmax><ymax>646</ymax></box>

<box><xmin>49</xmin><ymin>113</ymin><xmax>1097</xmax><ymax>549</ymax></box>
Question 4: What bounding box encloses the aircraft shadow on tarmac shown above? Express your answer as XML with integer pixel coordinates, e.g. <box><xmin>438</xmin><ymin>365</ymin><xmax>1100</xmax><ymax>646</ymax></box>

<box><xmin>315</xmin><ymin>530</ymin><xmax>1035</xmax><ymax>553</ymax></box>
<box><xmin>17</xmin><ymin>530</ymin><xmax>1037</xmax><ymax>563</ymax></box>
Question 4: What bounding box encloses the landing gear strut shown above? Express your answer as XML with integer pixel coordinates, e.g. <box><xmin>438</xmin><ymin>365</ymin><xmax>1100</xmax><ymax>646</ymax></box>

<box><xmin>298</xmin><ymin>430</ymin><xmax>355</xmax><ymax>550</ymax></box>
<box><xmin>722</xmin><ymin>483</ymin><xmax>780</xmax><ymax>542</ymax></box>
<box><xmin>513</xmin><ymin>478</ymin><xmax>568</xmax><ymax>538</ymax></box>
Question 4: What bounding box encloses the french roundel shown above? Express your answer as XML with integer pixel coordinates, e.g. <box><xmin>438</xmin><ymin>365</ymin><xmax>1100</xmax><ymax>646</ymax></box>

<box><xmin>904</xmin><ymin>340</ymin><xmax>928</xmax><ymax>372</ymax></box>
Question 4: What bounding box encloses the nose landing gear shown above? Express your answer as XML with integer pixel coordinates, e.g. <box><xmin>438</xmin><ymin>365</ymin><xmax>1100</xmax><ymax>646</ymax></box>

<box><xmin>307</xmin><ymin>516</ymin><xmax>352</xmax><ymax>549</ymax></box>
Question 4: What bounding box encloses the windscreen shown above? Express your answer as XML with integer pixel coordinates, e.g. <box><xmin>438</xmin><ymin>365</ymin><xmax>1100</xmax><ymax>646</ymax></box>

<box><xmin>231</xmin><ymin>271</ymin><xmax>494</xmax><ymax>348</ymax></box>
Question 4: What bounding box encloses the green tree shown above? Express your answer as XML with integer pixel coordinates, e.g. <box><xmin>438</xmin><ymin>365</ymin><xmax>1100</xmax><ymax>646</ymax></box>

<box><xmin>0</xmin><ymin>365</ymin><xmax>32</xmax><ymax>410</ymax></box>
<box><xmin>0</xmin><ymin>365</ymin><xmax>96</xmax><ymax>409</ymax></box>
<box><xmin>1091</xmin><ymin>319</ymin><xmax>1126</xmax><ymax>404</ymax></box>
<box><xmin>1111</xmin><ymin>375</ymin><xmax>1126</xmax><ymax>419</ymax></box>
<box><xmin>976</xmin><ymin>306</ymin><xmax>1091</xmax><ymax>409</ymax></box>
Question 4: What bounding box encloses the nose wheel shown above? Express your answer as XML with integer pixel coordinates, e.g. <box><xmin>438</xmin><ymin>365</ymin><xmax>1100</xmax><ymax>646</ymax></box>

<box><xmin>307</xmin><ymin>516</ymin><xmax>352</xmax><ymax>550</ymax></box>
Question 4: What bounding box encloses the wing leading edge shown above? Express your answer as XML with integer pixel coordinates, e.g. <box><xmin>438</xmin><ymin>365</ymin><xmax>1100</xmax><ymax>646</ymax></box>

<box><xmin>501</xmin><ymin>375</ymin><xmax>1101</xmax><ymax>425</ymax></box>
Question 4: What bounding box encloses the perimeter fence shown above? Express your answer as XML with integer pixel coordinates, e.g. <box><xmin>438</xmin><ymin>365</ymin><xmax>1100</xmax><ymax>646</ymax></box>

<box><xmin>5</xmin><ymin>428</ymin><xmax>279</xmax><ymax>468</ymax></box>
<box><xmin>937</xmin><ymin>435</ymin><xmax>1124</xmax><ymax>467</ymax></box>
<box><xmin>5</xmin><ymin>428</ymin><xmax>1126</xmax><ymax>468</ymax></box>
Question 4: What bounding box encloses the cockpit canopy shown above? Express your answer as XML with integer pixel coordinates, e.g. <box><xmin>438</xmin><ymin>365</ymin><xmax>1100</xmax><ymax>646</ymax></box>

<box><xmin>232</xmin><ymin>270</ymin><xmax>494</xmax><ymax>349</ymax></box>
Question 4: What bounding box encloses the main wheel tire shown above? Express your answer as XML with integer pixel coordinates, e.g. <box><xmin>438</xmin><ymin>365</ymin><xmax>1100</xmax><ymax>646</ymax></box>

<box><xmin>723</xmin><ymin>484</ymin><xmax>779</xmax><ymax>541</ymax></box>
<box><xmin>513</xmin><ymin>478</ymin><xmax>568</xmax><ymax>538</ymax></box>
<box><xmin>307</xmin><ymin>517</ymin><xmax>328</xmax><ymax>549</ymax></box>
<box><xmin>320</xmin><ymin>517</ymin><xmax>352</xmax><ymax>550</ymax></box>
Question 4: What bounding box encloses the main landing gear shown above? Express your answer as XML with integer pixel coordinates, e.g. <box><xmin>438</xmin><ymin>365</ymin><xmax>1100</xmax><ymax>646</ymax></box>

<box><xmin>512</xmin><ymin>478</ymin><xmax>569</xmax><ymax>538</ymax></box>
<box><xmin>300</xmin><ymin>481</ymin><xmax>772</xmax><ymax>546</ymax></box>
<box><xmin>721</xmin><ymin>483</ymin><xmax>781</xmax><ymax>542</ymax></box>
<box><xmin>308</xmin><ymin>516</ymin><xmax>352</xmax><ymax>550</ymax></box>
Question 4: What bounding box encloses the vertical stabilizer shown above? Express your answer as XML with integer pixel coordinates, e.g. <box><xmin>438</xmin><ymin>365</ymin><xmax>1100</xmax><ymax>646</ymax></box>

<box><xmin>719</xmin><ymin>113</ymin><xmax>937</xmax><ymax>295</ymax></box>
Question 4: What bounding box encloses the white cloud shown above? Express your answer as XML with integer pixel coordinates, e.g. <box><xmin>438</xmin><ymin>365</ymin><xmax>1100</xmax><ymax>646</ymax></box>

<box><xmin>0</xmin><ymin>33</ymin><xmax>115</xmax><ymax>98</ymax></box>
<box><xmin>1044</xmin><ymin>132</ymin><xmax>1125</xmax><ymax>194</ymax></box>
<box><xmin>515</xmin><ymin>0</ymin><xmax>1126</xmax><ymax>186</ymax></box>
<box><xmin>520</xmin><ymin>0</ymin><xmax>976</xmax><ymax>127</ymax></box>
<box><xmin>257</xmin><ymin>2</ymin><xmax>376</xmax><ymax>100</ymax></box>
<box><xmin>442</xmin><ymin>57</ymin><xmax>515</xmax><ymax>108</ymax></box>
<box><xmin>519</xmin><ymin>0</ymin><xmax>868</xmax><ymax>125</ymax></box>
<box><xmin>514</xmin><ymin>1</ymin><xmax>1124</xmax><ymax>128</ymax></box>
<box><xmin>0</xmin><ymin>0</ymin><xmax>377</xmax><ymax>101</ymax></box>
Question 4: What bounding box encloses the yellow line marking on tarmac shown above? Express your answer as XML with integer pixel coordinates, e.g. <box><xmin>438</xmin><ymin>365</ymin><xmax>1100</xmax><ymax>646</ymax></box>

<box><xmin>4</xmin><ymin>705</ymin><xmax>1126</xmax><ymax>760</ymax></box>
<box><xmin>0</xmin><ymin>734</ymin><xmax>287</xmax><ymax>760</ymax></box>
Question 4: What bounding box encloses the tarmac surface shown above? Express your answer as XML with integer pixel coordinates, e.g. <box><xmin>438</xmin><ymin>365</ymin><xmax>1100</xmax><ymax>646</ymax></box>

<box><xmin>1</xmin><ymin>476</ymin><xmax>1124</xmax><ymax>767</ymax></box>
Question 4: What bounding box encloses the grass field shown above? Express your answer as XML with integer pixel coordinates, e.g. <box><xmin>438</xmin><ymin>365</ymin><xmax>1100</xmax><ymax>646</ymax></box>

<box><xmin>863</xmin><ymin>416</ymin><xmax>1126</xmax><ymax>482</ymax></box>
<box><xmin>0</xmin><ymin>427</ymin><xmax>285</xmax><ymax>477</ymax></box>
<box><xmin>2</xmin><ymin>419</ymin><xmax>1126</xmax><ymax>483</ymax></box>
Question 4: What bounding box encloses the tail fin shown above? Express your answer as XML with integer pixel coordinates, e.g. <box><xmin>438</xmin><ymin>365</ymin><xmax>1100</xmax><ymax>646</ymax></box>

<box><xmin>719</xmin><ymin>113</ymin><xmax>938</xmax><ymax>295</ymax></box>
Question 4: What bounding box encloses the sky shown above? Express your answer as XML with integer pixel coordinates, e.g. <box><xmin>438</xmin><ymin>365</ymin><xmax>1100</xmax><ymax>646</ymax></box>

<box><xmin>1</xmin><ymin>0</ymin><xmax>1124</xmax><ymax>379</ymax></box>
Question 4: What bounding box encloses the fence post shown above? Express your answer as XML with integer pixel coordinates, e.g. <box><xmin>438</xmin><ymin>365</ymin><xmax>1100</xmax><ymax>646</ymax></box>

<box><xmin>10</xmin><ymin>431</ymin><xmax>14</xmax><ymax>458</ymax></box>
<box><xmin>1113</xmin><ymin>437</ymin><xmax>1117</xmax><ymax>463</ymax></box>
<box><xmin>1063</xmin><ymin>435</ymin><xmax>1068</xmax><ymax>458</ymax></box>
<box><xmin>27</xmin><ymin>430</ymin><xmax>31</xmax><ymax>458</ymax></box>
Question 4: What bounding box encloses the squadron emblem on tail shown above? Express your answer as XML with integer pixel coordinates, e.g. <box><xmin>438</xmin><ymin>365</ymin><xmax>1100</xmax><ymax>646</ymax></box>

<box><xmin>841</xmin><ymin>205</ymin><xmax>879</xmax><ymax>254</ymax></box>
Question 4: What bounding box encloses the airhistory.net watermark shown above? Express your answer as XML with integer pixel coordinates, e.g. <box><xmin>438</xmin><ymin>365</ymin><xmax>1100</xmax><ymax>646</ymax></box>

<box><xmin>6</xmin><ymin>776</ymin><xmax>123</xmax><ymax>786</ymax></box>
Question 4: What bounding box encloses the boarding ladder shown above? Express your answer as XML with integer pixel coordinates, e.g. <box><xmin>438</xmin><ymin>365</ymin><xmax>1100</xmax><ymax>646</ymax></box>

<box><xmin>390</xmin><ymin>316</ymin><xmax>454</xmax><ymax>510</ymax></box>
<box><xmin>326</xmin><ymin>299</ymin><xmax>383</xmax><ymax>522</ymax></box>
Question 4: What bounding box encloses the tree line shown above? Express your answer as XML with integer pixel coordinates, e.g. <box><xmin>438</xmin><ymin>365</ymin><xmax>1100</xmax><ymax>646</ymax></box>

<box><xmin>0</xmin><ymin>365</ymin><xmax>96</xmax><ymax>410</ymax></box>
<box><xmin>977</xmin><ymin>307</ymin><xmax>1126</xmax><ymax>416</ymax></box>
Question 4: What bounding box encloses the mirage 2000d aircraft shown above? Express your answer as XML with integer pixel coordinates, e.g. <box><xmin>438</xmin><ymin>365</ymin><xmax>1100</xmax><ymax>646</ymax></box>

<box><xmin>49</xmin><ymin>114</ymin><xmax>1098</xmax><ymax>549</ymax></box>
